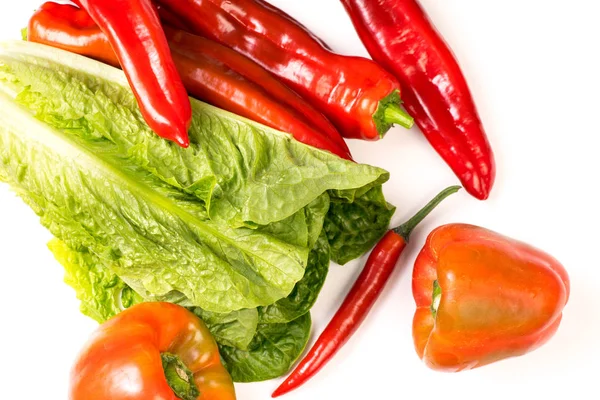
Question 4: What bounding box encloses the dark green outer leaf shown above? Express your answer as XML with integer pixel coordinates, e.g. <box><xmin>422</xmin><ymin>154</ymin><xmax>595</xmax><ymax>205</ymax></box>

<box><xmin>258</xmin><ymin>232</ymin><xmax>330</xmax><ymax>324</ymax></box>
<box><xmin>325</xmin><ymin>185</ymin><xmax>396</xmax><ymax>265</ymax></box>
<box><xmin>219</xmin><ymin>313</ymin><xmax>312</xmax><ymax>383</ymax></box>
<box><xmin>193</xmin><ymin>308</ymin><xmax>258</xmax><ymax>351</ymax></box>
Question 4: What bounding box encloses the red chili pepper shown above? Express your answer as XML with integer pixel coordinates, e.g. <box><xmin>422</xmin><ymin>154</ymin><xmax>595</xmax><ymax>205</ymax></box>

<box><xmin>27</xmin><ymin>3</ymin><xmax>352</xmax><ymax>160</ymax></box>
<box><xmin>340</xmin><ymin>0</ymin><xmax>496</xmax><ymax>200</ymax></box>
<box><xmin>77</xmin><ymin>0</ymin><xmax>192</xmax><ymax>147</ymax></box>
<box><xmin>272</xmin><ymin>185</ymin><xmax>460</xmax><ymax>397</ymax></box>
<box><xmin>154</xmin><ymin>0</ymin><xmax>415</xmax><ymax>141</ymax></box>
<box><xmin>27</xmin><ymin>2</ymin><xmax>119</xmax><ymax>68</ymax></box>
<box><xmin>154</xmin><ymin>3</ymin><xmax>193</xmax><ymax>31</ymax></box>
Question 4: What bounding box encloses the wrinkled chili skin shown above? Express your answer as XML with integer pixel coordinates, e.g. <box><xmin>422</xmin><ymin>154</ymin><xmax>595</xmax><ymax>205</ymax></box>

<box><xmin>155</xmin><ymin>0</ymin><xmax>411</xmax><ymax>140</ymax></box>
<box><xmin>341</xmin><ymin>0</ymin><xmax>496</xmax><ymax>200</ymax></box>
<box><xmin>70</xmin><ymin>302</ymin><xmax>236</xmax><ymax>400</ymax></box>
<box><xmin>78</xmin><ymin>0</ymin><xmax>192</xmax><ymax>147</ymax></box>
<box><xmin>27</xmin><ymin>3</ymin><xmax>351</xmax><ymax>159</ymax></box>
<box><xmin>412</xmin><ymin>224</ymin><xmax>570</xmax><ymax>372</ymax></box>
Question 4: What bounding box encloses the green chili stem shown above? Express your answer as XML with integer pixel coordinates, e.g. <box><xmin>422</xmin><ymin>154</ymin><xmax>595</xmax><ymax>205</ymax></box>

<box><xmin>384</xmin><ymin>103</ymin><xmax>414</xmax><ymax>129</ymax></box>
<box><xmin>393</xmin><ymin>186</ymin><xmax>461</xmax><ymax>242</ymax></box>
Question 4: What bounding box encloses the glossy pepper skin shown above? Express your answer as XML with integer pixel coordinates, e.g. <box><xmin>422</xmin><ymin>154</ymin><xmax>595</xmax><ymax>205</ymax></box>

<box><xmin>341</xmin><ymin>0</ymin><xmax>496</xmax><ymax>200</ymax></box>
<box><xmin>412</xmin><ymin>224</ymin><xmax>570</xmax><ymax>372</ymax></box>
<box><xmin>27</xmin><ymin>3</ymin><xmax>351</xmax><ymax>160</ymax></box>
<box><xmin>27</xmin><ymin>2</ymin><xmax>119</xmax><ymax>68</ymax></box>
<box><xmin>155</xmin><ymin>0</ymin><xmax>415</xmax><ymax>140</ymax></box>
<box><xmin>272</xmin><ymin>186</ymin><xmax>460</xmax><ymax>397</ymax></box>
<box><xmin>70</xmin><ymin>302</ymin><xmax>236</xmax><ymax>400</ymax></box>
<box><xmin>77</xmin><ymin>0</ymin><xmax>192</xmax><ymax>147</ymax></box>
<box><xmin>164</xmin><ymin>28</ymin><xmax>352</xmax><ymax>159</ymax></box>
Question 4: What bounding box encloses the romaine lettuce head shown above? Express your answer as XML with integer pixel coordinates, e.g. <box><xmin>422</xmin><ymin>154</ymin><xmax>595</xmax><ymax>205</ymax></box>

<box><xmin>0</xmin><ymin>41</ymin><xmax>395</xmax><ymax>315</ymax></box>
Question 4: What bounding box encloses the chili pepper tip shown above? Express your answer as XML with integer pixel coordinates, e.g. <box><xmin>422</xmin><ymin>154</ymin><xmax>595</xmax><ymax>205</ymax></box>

<box><xmin>174</xmin><ymin>133</ymin><xmax>190</xmax><ymax>148</ymax></box>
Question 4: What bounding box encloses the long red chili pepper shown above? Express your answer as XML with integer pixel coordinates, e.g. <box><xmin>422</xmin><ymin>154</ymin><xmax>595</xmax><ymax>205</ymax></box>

<box><xmin>340</xmin><ymin>0</ymin><xmax>496</xmax><ymax>200</ymax></box>
<box><xmin>272</xmin><ymin>185</ymin><xmax>461</xmax><ymax>397</ymax></box>
<box><xmin>77</xmin><ymin>0</ymin><xmax>192</xmax><ymax>147</ymax></box>
<box><xmin>27</xmin><ymin>3</ymin><xmax>352</xmax><ymax>160</ymax></box>
<box><xmin>154</xmin><ymin>0</ymin><xmax>415</xmax><ymax>141</ymax></box>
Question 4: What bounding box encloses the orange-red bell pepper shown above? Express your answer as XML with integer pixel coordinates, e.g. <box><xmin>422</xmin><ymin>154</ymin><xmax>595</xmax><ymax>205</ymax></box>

<box><xmin>70</xmin><ymin>302</ymin><xmax>236</xmax><ymax>400</ymax></box>
<box><xmin>412</xmin><ymin>223</ymin><xmax>570</xmax><ymax>372</ymax></box>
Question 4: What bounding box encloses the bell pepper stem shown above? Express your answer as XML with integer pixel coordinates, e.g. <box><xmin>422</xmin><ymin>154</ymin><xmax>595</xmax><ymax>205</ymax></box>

<box><xmin>161</xmin><ymin>353</ymin><xmax>200</xmax><ymax>400</ymax></box>
<box><xmin>384</xmin><ymin>103</ymin><xmax>414</xmax><ymax>129</ymax></box>
<box><xmin>431</xmin><ymin>280</ymin><xmax>442</xmax><ymax>317</ymax></box>
<box><xmin>393</xmin><ymin>186</ymin><xmax>461</xmax><ymax>242</ymax></box>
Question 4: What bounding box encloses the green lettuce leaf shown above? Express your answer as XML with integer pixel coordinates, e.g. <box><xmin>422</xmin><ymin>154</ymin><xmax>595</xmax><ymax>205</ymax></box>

<box><xmin>48</xmin><ymin>238</ymin><xmax>143</xmax><ymax>323</ymax></box>
<box><xmin>219</xmin><ymin>313</ymin><xmax>312</xmax><ymax>382</ymax></box>
<box><xmin>258</xmin><ymin>232</ymin><xmax>330</xmax><ymax>324</ymax></box>
<box><xmin>49</xmin><ymin>238</ymin><xmax>258</xmax><ymax>350</ymax></box>
<box><xmin>0</xmin><ymin>41</ymin><xmax>389</xmax><ymax>230</ymax></box>
<box><xmin>0</xmin><ymin>41</ymin><xmax>392</xmax><ymax>314</ymax></box>
<box><xmin>49</xmin><ymin>238</ymin><xmax>305</xmax><ymax>374</ymax></box>
<box><xmin>192</xmin><ymin>308</ymin><xmax>258</xmax><ymax>351</ymax></box>
<box><xmin>325</xmin><ymin>185</ymin><xmax>396</xmax><ymax>264</ymax></box>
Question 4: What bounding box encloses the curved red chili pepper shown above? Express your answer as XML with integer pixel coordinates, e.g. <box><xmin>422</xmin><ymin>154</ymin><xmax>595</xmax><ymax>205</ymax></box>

<box><xmin>78</xmin><ymin>0</ymin><xmax>192</xmax><ymax>147</ymax></box>
<box><xmin>155</xmin><ymin>0</ymin><xmax>415</xmax><ymax>141</ymax></box>
<box><xmin>340</xmin><ymin>0</ymin><xmax>496</xmax><ymax>200</ymax></box>
<box><xmin>272</xmin><ymin>186</ymin><xmax>460</xmax><ymax>397</ymax></box>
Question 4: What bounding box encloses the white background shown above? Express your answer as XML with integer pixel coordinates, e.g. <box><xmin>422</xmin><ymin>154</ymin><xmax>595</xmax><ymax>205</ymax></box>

<box><xmin>1</xmin><ymin>1</ymin><xmax>599</xmax><ymax>399</ymax></box>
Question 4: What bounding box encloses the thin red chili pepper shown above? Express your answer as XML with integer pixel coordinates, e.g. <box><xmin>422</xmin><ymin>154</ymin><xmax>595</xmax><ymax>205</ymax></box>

<box><xmin>28</xmin><ymin>3</ymin><xmax>352</xmax><ymax>159</ymax></box>
<box><xmin>77</xmin><ymin>0</ymin><xmax>192</xmax><ymax>147</ymax></box>
<box><xmin>340</xmin><ymin>0</ymin><xmax>495</xmax><ymax>200</ymax></box>
<box><xmin>154</xmin><ymin>0</ymin><xmax>415</xmax><ymax>141</ymax></box>
<box><xmin>272</xmin><ymin>185</ymin><xmax>461</xmax><ymax>397</ymax></box>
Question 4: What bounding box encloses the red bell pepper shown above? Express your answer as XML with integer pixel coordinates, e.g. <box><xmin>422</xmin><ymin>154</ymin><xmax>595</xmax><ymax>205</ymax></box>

<box><xmin>341</xmin><ymin>0</ymin><xmax>496</xmax><ymax>200</ymax></box>
<box><xmin>77</xmin><ymin>0</ymin><xmax>192</xmax><ymax>147</ymax></box>
<box><xmin>70</xmin><ymin>302</ymin><xmax>236</xmax><ymax>400</ymax></box>
<box><xmin>412</xmin><ymin>223</ymin><xmax>570</xmax><ymax>371</ymax></box>
<box><xmin>154</xmin><ymin>0</ymin><xmax>415</xmax><ymax>141</ymax></box>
